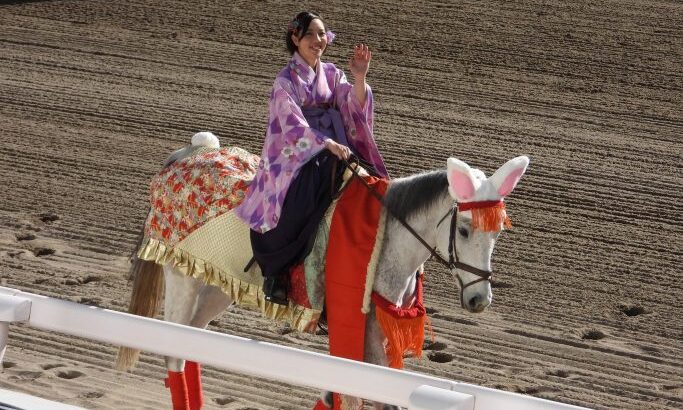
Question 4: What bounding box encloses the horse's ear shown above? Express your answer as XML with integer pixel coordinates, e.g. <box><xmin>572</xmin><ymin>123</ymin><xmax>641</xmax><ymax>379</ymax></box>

<box><xmin>489</xmin><ymin>156</ymin><xmax>530</xmax><ymax>197</ymax></box>
<box><xmin>447</xmin><ymin>158</ymin><xmax>477</xmax><ymax>201</ymax></box>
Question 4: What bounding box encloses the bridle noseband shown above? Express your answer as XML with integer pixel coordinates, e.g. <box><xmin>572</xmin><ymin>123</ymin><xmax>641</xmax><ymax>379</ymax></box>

<box><xmin>344</xmin><ymin>160</ymin><xmax>497</xmax><ymax>309</ymax></box>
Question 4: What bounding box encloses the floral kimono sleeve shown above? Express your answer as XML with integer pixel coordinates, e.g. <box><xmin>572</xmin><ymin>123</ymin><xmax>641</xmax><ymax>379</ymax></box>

<box><xmin>332</xmin><ymin>68</ymin><xmax>388</xmax><ymax>177</ymax></box>
<box><xmin>265</xmin><ymin>77</ymin><xmax>329</xmax><ymax>172</ymax></box>
<box><xmin>235</xmin><ymin>77</ymin><xmax>329</xmax><ymax>232</ymax></box>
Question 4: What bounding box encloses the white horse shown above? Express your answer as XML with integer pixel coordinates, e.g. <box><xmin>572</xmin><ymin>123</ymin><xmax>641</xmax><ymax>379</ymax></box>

<box><xmin>115</xmin><ymin>135</ymin><xmax>529</xmax><ymax>410</ymax></box>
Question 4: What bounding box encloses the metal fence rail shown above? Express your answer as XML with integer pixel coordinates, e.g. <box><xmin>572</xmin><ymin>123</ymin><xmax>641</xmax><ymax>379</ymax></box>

<box><xmin>0</xmin><ymin>286</ymin><xmax>589</xmax><ymax>410</ymax></box>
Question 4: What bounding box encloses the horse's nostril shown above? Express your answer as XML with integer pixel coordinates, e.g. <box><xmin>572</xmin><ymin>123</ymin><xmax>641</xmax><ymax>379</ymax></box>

<box><xmin>468</xmin><ymin>296</ymin><xmax>480</xmax><ymax>309</ymax></box>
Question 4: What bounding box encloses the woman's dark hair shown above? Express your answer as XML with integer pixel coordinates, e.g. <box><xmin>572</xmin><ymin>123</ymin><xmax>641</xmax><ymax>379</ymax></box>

<box><xmin>285</xmin><ymin>11</ymin><xmax>326</xmax><ymax>55</ymax></box>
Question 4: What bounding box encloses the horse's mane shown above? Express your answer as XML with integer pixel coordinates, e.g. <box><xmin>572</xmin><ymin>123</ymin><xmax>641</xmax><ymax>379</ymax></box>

<box><xmin>384</xmin><ymin>170</ymin><xmax>450</xmax><ymax>221</ymax></box>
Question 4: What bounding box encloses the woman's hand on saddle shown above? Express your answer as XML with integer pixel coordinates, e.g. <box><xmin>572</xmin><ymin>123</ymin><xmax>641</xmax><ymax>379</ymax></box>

<box><xmin>324</xmin><ymin>139</ymin><xmax>351</xmax><ymax>160</ymax></box>
<box><xmin>349</xmin><ymin>44</ymin><xmax>371</xmax><ymax>80</ymax></box>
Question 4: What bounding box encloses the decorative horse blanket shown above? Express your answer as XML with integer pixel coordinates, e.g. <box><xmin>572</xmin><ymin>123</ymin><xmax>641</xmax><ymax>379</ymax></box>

<box><xmin>137</xmin><ymin>147</ymin><xmax>371</xmax><ymax>331</ymax></box>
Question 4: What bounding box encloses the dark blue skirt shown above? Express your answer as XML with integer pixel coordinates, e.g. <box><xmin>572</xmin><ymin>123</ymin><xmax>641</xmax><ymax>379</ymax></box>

<box><xmin>250</xmin><ymin>150</ymin><xmax>343</xmax><ymax>278</ymax></box>
<box><xmin>249</xmin><ymin>105</ymin><xmax>381</xmax><ymax>279</ymax></box>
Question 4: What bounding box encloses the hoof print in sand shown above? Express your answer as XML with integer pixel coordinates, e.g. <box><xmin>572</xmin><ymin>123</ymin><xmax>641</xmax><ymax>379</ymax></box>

<box><xmin>15</xmin><ymin>232</ymin><xmax>37</xmax><ymax>241</ymax></box>
<box><xmin>423</xmin><ymin>340</ymin><xmax>448</xmax><ymax>351</ymax></box>
<box><xmin>56</xmin><ymin>370</ymin><xmax>84</xmax><ymax>380</ymax></box>
<box><xmin>547</xmin><ymin>369</ymin><xmax>571</xmax><ymax>378</ymax></box>
<box><xmin>39</xmin><ymin>211</ymin><xmax>60</xmax><ymax>223</ymax></box>
<box><xmin>427</xmin><ymin>351</ymin><xmax>453</xmax><ymax>363</ymax></box>
<box><xmin>581</xmin><ymin>328</ymin><xmax>606</xmax><ymax>340</ymax></box>
<box><xmin>425</xmin><ymin>307</ymin><xmax>438</xmax><ymax>314</ymax></box>
<box><xmin>2</xmin><ymin>361</ymin><xmax>17</xmax><ymax>369</ymax></box>
<box><xmin>514</xmin><ymin>385</ymin><xmax>559</xmax><ymax>395</ymax></box>
<box><xmin>79</xmin><ymin>391</ymin><xmax>104</xmax><ymax>399</ymax></box>
<box><xmin>661</xmin><ymin>384</ymin><xmax>682</xmax><ymax>393</ymax></box>
<box><xmin>491</xmin><ymin>280</ymin><xmax>514</xmax><ymax>289</ymax></box>
<box><xmin>620</xmin><ymin>304</ymin><xmax>647</xmax><ymax>317</ymax></box>
<box><xmin>209</xmin><ymin>319</ymin><xmax>220</xmax><ymax>326</ymax></box>
<box><xmin>214</xmin><ymin>397</ymin><xmax>235</xmax><ymax>406</ymax></box>
<box><xmin>81</xmin><ymin>275</ymin><xmax>102</xmax><ymax>284</ymax></box>
<box><xmin>33</xmin><ymin>247</ymin><xmax>56</xmax><ymax>257</ymax></box>
<box><xmin>276</xmin><ymin>326</ymin><xmax>294</xmax><ymax>335</ymax></box>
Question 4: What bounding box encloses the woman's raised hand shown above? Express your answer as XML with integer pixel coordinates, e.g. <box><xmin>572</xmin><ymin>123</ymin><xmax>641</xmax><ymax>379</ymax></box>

<box><xmin>324</xmin><ymin>139</ymin><xmax>351</xmax><ymax>160</ymax></box>
<box><xmin>349</xmin><ymin>44</ymin><xmax>372</xmax><ymax>80</ymax></box>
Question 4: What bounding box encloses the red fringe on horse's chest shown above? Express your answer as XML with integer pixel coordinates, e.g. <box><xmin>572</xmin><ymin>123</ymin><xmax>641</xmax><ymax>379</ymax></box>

<box><xmin>371</xmin><ymin>274</ymin><xmax>427</xmax><ymax>369</ymax></box>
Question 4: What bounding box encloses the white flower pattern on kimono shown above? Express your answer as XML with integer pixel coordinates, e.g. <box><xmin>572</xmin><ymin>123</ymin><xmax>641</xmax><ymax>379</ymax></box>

<box><xmin>281</xmin><ymin>146</ymin><xmax>295</xmax><ymax>158</ymax></box>
<box><xmin>296</xmin><ymin>138</ymin><xmax>311</xmax><ymax>151</ymax></box>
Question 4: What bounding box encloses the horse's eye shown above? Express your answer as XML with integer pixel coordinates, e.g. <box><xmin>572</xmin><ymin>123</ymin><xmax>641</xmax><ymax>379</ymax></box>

<box><xmin>458</xmin><ymin>227</ymin><xmax>469</xmax><ymax>238</ymax></box>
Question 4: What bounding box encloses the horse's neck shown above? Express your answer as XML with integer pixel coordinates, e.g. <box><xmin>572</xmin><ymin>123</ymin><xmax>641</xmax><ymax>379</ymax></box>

<box><xmin>373</xmin><ymin>179</ymin><xmax>452</xmax><ymax>307</ymax></box>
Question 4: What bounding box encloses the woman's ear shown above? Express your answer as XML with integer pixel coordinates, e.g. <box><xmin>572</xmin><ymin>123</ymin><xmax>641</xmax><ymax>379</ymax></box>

<box><xmin>291</xmin><ymin>33</ymin><xmax>299</xmax><ymax>47</ymax></box>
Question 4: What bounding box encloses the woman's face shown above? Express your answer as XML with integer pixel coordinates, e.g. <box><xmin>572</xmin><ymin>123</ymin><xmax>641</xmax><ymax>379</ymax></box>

<box><xmin>292</xmin><ymin>18</ymin><xmax>327</xmax><ymax>68</ymax></box>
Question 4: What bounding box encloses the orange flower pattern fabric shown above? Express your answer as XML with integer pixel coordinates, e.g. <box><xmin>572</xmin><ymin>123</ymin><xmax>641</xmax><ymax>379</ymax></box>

<box><xmin>144</xmin><ymin>147</ymin><xmax>260</xmax><ymax>247</ymax></box>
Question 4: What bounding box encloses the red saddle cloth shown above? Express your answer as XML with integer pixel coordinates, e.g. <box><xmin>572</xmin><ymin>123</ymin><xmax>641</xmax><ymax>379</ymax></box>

<box><xmin>313</xmin><ymin>174</ymin><xmax>428</xmax><ymax>410</ymax></box>
<box><xmin>325</xmin><ymin>175</ymin><xmax>387</xmax><ymax>363</ymax></box>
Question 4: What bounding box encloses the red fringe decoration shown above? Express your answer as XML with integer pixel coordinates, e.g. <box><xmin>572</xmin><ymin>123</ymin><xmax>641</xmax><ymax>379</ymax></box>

<box><xmin>375</xmin><ymin>307</ymin><xmax>426</xmax><ymax>368</ymax></box>
<box><xmin>470</xmin><ymin>202</ymin><xmax>512</xmax><ymax>232</ymax></box>
<box><xmin>371</xmin><ymin>275</ymin><xmax>428</xmax><ymax>369</ymax></box>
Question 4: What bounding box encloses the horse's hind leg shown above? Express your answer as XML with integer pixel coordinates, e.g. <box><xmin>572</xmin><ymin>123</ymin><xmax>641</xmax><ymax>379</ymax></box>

<box><xmin>163</xmin><ymin>264</ymin><xmax>202</xmax><ymax>410</ymax></box>
<box><xmin>184</xmin><ymin>284</ymin><xmax>234</xmax><ymax>410</ymax></box>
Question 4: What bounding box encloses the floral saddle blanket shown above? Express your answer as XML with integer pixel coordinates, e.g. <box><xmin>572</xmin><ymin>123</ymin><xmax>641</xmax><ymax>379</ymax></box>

<box><xmin>137</xmin><ymin>146</ymin><xmax>377</xmax><ymax>331</ymax></box>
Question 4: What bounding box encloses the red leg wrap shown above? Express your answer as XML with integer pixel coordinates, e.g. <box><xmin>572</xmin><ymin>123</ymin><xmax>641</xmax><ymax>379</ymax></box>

<box><xmin>313</xmin><ymin>399</ymin><xmax>332</xmax><ymax>410</ymax></box>
<box><xmin>184</xmin><ymin>361</ymin><xmax>204</xmax><ymax>410</ymax></box>
<box><xmin>165</xmin><ymin>370</ymin><xmax>190</xmax><ymax>410</ymax></box>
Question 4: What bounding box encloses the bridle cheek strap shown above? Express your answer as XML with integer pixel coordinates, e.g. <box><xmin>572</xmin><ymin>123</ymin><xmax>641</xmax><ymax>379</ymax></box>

<box><xmin>448</xmin><ymin>202</ymin><xmax>495</xmax><ymax>308</ymax></box>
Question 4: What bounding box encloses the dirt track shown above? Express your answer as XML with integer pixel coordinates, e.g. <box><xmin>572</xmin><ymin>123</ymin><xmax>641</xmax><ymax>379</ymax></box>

<box><xmin>0</xmin><ymin>1</ymin><xmax>681</xmax><ymax>409</ymax></box>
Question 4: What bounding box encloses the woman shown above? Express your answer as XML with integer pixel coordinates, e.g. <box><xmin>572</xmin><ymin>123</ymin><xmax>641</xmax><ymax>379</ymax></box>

<box><xmin>236</xmin><ymin>11</ymin><xmax>388</xmax><ymax>305</ymax></box>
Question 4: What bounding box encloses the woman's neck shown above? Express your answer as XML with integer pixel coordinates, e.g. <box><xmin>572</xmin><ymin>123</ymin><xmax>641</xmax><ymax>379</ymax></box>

<box><xmin>295</xmin><ymin>51</ymin><xmax>319</xmax><ymax>70</ymax></box>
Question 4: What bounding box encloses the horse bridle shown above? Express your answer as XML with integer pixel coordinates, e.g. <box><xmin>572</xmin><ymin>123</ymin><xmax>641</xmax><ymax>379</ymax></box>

<box><xmin>343</xmin><ymin>160</ymin><xmax>494</xmax><ymax>308</ymax></box>
<box><xmin>439</xmin><ymin>202</ymin><xmax>496</xmax><ymax>308</ymax></box>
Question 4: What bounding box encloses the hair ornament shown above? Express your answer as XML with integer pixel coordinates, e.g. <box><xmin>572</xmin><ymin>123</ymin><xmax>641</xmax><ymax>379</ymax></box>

<box><xmin>326</xmin><ymin>30</ymin><xmax>336</xmax><ymax>44</ymax></box>
<box><xmin>287</xmin><ymin>19</ymin><xmax>300</xmax><ymax>33</ymax></box>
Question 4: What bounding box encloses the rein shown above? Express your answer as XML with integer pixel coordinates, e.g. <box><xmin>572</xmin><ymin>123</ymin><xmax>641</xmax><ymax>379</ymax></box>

<box><xmin>342</xmin><ymin>159</ymin><xmax>495</xmax><ymax>308</ymax></box>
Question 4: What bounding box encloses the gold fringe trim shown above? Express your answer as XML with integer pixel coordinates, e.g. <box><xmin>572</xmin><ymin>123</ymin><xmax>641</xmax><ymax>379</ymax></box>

<box><xmin>137</xmin><ymin>237</ymin><xmax>321</xmax><ymax>332</ymax></box>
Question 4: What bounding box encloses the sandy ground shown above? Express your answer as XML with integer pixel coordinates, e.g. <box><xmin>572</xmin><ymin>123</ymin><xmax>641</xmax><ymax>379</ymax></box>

<box><xmin>0</xmin><ymin>0</ymin><xmax>681</xmax><ymax>409</ymax></box>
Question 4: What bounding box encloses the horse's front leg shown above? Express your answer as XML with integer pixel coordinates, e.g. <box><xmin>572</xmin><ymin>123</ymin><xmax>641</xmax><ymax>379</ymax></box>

<box><xmin>363</xmin><ymin>305</ymin><xmax>400</xmax><ymax>410</ymax></box>
<box><xmin>319</xmin><ymin>305</ymin><xmax>396</xmax><ymax>410</ymax></box>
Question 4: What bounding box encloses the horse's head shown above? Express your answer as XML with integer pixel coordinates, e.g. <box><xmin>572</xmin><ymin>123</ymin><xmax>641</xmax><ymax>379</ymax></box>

<box><xmin>438</xmin><ymin>156</ymin><xmax>529</xmax><ymax>313</ymax></box>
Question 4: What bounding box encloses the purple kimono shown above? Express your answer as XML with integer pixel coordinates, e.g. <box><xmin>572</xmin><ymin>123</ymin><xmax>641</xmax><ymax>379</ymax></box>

<box><xmin>236</xmin><ymin>52</ymin><xmax>388</xmax><ymax>233</ymax></box>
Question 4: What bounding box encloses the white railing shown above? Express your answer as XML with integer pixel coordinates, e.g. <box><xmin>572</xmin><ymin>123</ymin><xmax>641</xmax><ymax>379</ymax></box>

<box><xmin>0</xmin><ymin>287</ymin><xmax>590</xmax><ymax>410</ymax></box>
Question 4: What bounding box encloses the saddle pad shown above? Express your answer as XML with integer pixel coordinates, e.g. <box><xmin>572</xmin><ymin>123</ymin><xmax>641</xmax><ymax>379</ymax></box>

<box><xmin>144</xmin><ymin>147</ymin><xmax>259</xmax><ymax>247</ymax></box>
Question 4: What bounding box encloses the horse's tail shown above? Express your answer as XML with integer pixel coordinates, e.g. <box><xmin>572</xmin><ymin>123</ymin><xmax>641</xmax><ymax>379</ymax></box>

<box><xmin>115</xmin><ymin>222</ymin><xmax>165</xmax><ymax>371</ymax></box>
